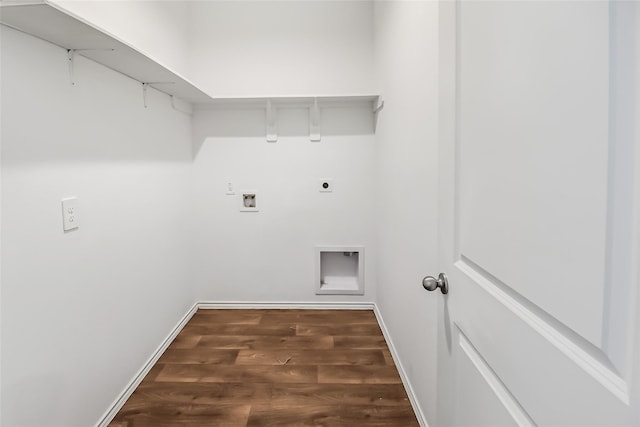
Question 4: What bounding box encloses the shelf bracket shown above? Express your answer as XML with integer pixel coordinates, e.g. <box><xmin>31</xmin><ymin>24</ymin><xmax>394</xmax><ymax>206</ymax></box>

<box><xmin>373</xmin><ymin>97</ymin><xmax>385</xmax><ymax>132</ymax></box>
<box><xmin>169</xmin><ymin>95</ymin><xmax>193</xmax><ymax>116</ymax></box>
<box><xmin>266</xmin><ymin>99</ymin><xmax>278</xmax><ymax>142</ymax></box>
<box><xmin>67</xmin><ymin>49</ymin><xmax>75</xmax><ymax>86</ymax></box>
<box><xmin>141</xmin><ymin>82</ymin><xmax>175</xmax><ymax>108</ymax></box>
<box><xmin>310</xmin><ymin>98</ymin><xmax>321</xmax><ymax>142</ymax></box>
<box><xmin>142</xmin><ymin>83</ymin><xmax>149</xmax><ymax>108</ymax></box>
<box><xmin>67</xmin><ymin>49</ymin><xmax>115</xmax><ymax>86</ymax></box>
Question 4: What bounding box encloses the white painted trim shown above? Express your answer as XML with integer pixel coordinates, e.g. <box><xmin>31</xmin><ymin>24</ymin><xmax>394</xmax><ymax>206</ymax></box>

<box><xmin>96</xmin><ymin>301</ymin><xmax>428</xmax><ymax>427</ymax></box>
<box><xmin>373</xmin><ymin>304</ymin><xmax>429</xmax><ymax>427</ymax></box>
<box><xmin>457</xmin><ymin>330</ymin><xmax>535</xmax><ymax>426</ymax></box>
<box><xmin>456</xmin><ymin>258</ymin><xmax>630</xmax><ymax>404</ymax></box>
<box><xmin>197</xmin><ymin>300</ymin><xmax>375</xmax><ymax>310</ymax></box>
<box><xmin>95</xmin><ymin>302</ymin><xmax>199</xmax><ymax>427</ymax></box>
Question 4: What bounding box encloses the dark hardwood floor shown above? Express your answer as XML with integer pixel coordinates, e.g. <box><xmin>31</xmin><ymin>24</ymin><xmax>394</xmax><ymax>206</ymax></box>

<box><xmin>109</xmin><ymin>309</ymin><xmax>420</xmax><ymax>426</ymax></box>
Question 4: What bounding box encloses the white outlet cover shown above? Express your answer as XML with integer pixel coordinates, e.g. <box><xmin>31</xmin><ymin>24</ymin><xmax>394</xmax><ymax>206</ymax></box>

<box><xmin>319</xmin><ymin>179</ymin><xmax>333</xmax><ymax>192</ymax></box>
<box><xmin>62</xmin><ymin>197</ymin><xmax>79</xmax><ymax>231</ymax></box>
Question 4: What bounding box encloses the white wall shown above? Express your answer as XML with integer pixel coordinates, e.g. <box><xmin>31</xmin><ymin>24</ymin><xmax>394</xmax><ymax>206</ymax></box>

<box><xmin>188</xmin><ymin>0</ymin><xmax>375</xmax><ymax>97</ymax></box>
<box><xmin>191</xmin><ymin>105</ymin><xmax>377</xmax><ymax>302</ymax></box>
<box><xmin>1</xmin><ymin>26</ymin><xmax>195</xmax><ymax>427</ymax></box>
<box><xmin>187</xmin><ymin>0</ymin><xmax>379</xmax><ymax>303</ymax></box>
<box><xmin>51</xmin><ymin>0</ymin><xmax>191</xmax><ymax>79</ymax></box>
<box><xmin>374</xmin><ymin>1</ymin><xmax>440</xmax><ymax>424</ymax></box>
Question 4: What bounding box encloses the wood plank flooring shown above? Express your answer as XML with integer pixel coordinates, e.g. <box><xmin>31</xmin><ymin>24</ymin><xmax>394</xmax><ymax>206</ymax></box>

<box><xmin>109</xmin><ymin>309</ymin><xmax>419</xmax><ymax>426</ymax></box>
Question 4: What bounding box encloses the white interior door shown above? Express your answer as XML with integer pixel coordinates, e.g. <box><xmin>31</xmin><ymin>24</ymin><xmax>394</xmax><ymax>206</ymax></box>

<box><xmin>435</xmin><ymin>1</ymin><xmax>640</xmax><ymax>425</ymax></box>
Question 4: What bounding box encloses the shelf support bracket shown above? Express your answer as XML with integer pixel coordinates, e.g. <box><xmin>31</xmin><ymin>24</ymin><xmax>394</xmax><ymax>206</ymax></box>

<box><xmin>67</xmin><ymin>49</ymin><xmax>76</xmax><ymax>86</ymax></box>
<box><xmin>142</xmin><ymin>83</ymin><xmax>149</xmax><ymax>108</ymax></box>
<box><xmin>310</xmin><ymin>98</ymin><xmax>321</xmax><ymax>142</ymax></box>
<box><xmin>67</xmin><ymin>49</ymin><xmax>115</xmax><ymax>86</ymax></box>
<box><xmin>170</xmin><ymin>95</ymin><xmax>193</xmax><ymax>116</ymax></box>
<box><xmin>373</xmin><ymin>97</ymin><xmax>385</xmax><ymax>132</ymax></box>
<box><xmin>266</xmin><ymin>99</ymin><xmax>278</xmax><ymax>142</ymax></box>
<box><xmin>141</xmin><ymin>82</ymin><xmax>175</xmax><ymax>108</ymax></box>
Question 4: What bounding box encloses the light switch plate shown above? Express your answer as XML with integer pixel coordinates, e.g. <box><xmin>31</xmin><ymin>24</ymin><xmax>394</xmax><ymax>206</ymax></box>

<box><xmin>225</xmin><ymin>180</ymin><xmax>235</xmax><ymax>195</ymax></box>
<box><xmin>62</xmin><ymin>197</ymin><xmax>79</xmax><ymax>231</ymax></box>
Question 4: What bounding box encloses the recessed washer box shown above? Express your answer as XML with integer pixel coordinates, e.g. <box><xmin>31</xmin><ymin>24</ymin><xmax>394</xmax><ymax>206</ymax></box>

<box><xmin>315</xmin><ymin>246</ymin><xmax>364</xmax><ymax>295</ymax></box>
<box><xmin>240</xmin><ymin>191</ymin><xmax>259</xmax><ymax>212</ymax></box>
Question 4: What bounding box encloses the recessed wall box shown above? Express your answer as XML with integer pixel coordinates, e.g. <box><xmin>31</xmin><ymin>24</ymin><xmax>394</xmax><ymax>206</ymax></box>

<box><xmin>240</xmin><ymin>191</ymin><xmax>259</xmax><ymax>212</ymax></box>
<box><xmin>315</xmin><ymin>246</ymin><xmax>364</xmax><ymax>295</ymax></box>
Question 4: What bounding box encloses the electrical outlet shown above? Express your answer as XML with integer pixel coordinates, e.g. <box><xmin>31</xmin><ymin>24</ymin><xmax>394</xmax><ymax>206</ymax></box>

<box><xmin>62</xmin><ymin>197</ymin><xmax>79</xmax><ymax>231</ymax></box>
<box><xmin>319</xmin><ymin>179</ymin><xmax>333</xmax><ymax>192</ymax></box>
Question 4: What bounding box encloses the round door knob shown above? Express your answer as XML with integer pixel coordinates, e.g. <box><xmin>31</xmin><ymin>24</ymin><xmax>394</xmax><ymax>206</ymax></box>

<box><xmin>422</xmin><ymin>273</ymin><xmax>448</xmax><ymax>294</ymax></box>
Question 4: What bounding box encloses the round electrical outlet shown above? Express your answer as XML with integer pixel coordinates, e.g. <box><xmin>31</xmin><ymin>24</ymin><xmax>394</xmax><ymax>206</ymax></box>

<box><xmin>319</xmin><ymin>179</ymin><xmax>333</xmax><ymax>192</ymax></box>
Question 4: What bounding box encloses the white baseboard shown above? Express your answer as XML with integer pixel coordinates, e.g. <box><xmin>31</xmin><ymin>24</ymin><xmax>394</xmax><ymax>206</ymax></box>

<box><xmin>95</xmin><ymin>302</ymin><xmax>199</xmax><ymax>427</ymax></box>
<box><xmin>373</xmin><ymin>304</ymin><xmax>429</xmax><ymax>427</ymax></box>
<box><xmin>96</xmin><ymin>300</ymin><xmax>427</xmax><ymax>427</ymax></box>
<box><xmin>197</xmin><ymin>300</ymin><xmax>376</xmax><ymax>310</ymax></box>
